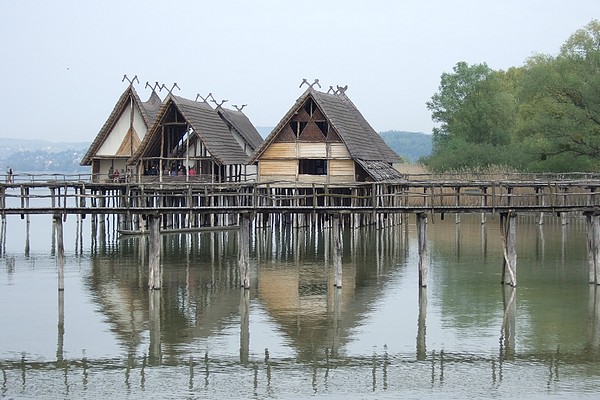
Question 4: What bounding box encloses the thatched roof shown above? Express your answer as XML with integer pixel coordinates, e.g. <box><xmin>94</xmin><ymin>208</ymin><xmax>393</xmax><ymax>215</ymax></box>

<box><xmin>80</xmin><ymin>86</ymin><xmax>162</xmax><ymax>165</ymax></box>
<box><xmin>250</xmin><ymin>87</ymin><xmax>403</xmax><ymax>181</ymax></box>
<box><xmin>129</xmin><ymin>95</ymin><xmax>254</xmax><ymax>166</ymax></box>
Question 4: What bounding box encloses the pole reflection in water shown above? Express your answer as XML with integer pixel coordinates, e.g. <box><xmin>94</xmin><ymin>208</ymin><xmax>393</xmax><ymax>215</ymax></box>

<box><xmin>240</xmin><ymin>289</ymin><xmax>250</xmax><ymax>364</ymax></box>
<box><xmin>148</xmin><ymin>289</ymin><xmax>161</xmax><ymax>365</ymax></box>
<box><xmin>416</xmin><ymin>287</ymin><xmax>427</xmax><ymax>361</ymax></box>
<box><xmin>500</xmin><ymin>286</ymin><xmax>516</xmax><ymax>359</ymax></box>
<box><xmin>0</xmin><ymin>217</ymin><xmax>6</xmax><ymax>257</ymax></box>
<box><xmin>589</xmin><ymin>285</ymin><xmax>600</xmax><ymax>358</ymax></box>
<box><xmin>56</xmin><ymin>291</ymin><xmax>64</xmax><ymax>362</ymax></box>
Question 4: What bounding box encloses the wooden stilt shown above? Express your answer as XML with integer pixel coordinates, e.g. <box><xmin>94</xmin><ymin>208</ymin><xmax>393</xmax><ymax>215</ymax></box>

<box><xmin>54</xmin><ymin>214</ymin><xmax>65</xmax><ymax>291</ymax></box>
<box><xmin>332</xmin><ymin>214</ymin><xmax>342</xmax><ymax>288</ymax></box>
<box><xmin>148</xmin><ymin>214</ymin><xmax>161</xmax><ymax>290</ymax></box>
<box><xmin>239</xmin><ymin>213</ymin><xmax>251</xmax><ymax>289</ymax></box>
<box><xmin>587</xmin><ymin>213</ymin><xmax>600</xmax><ymax>285</ymax></box>
<box><xmin>417</xmin><ymin>213</ymin><xmax>428</xmax><ymax>287</ymax></box>
<box><xmin>501</xmin><ymin>211</ymin><xmax>517</xmax><ymax>287</ymax></box>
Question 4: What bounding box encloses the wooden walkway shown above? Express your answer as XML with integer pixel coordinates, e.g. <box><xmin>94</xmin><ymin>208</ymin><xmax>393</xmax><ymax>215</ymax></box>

<box><xmin>2</xmin><ymin>175</ymin><xmax>600</xmax><ymax>215</ymax></box>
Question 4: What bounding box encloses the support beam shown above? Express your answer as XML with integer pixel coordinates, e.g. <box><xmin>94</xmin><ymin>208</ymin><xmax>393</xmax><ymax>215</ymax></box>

<box><xmin>148</xmin><ymin>214</ymin><xmax>161</xmax><ymax>290</ymax></box>
<box><xmin>501</xmin><ymin>211</ymin><xmax>517</xmax><ymax>287</ymax></box>
<box><xmin>416</xmin><ymin>213</ymin><xmax>428</xmax><ymax>288</ymax></box>
<box><xmin>239</xmin><ymin>213</ymin><xmax>251</xmax><ymax>289</ymax></box>
<box><xmin>332</xmin><ymin>214</ymin><xmax>342</xmax><ymax>288</ymax></box>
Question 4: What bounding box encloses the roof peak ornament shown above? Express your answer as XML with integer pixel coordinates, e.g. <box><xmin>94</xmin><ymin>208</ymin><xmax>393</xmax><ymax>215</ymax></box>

<box><xmin>122</xmin><ymin>74</ymin><xmax>139</xmax><ymax>86</ymax></box>
<box><xmin>299</xmin><ymin>78</ymin><xmax>321</xmax><ymax>89</ymax></box>
<box><xmin>145</xmin><ymin>81</ymin><xmax>162</xmax><ymax>92</ymax></box>
<box><xmin>160</xmin><ymin>82</ymin><xmax>180</xmax><ymax>95</ymax></box>
<box><xmin>327</xmin><ymin>84</ymin><xmax>349</xmax><ymax>96</ymax></box>
<box><xmin>233</xmin><ymin>104</ymin><xmax>247</xmax><ymax>112</ymax></box>
<box><xmin>195</xmin><ymin>92</ymin><xmax>214</xmax><ymax>103</ymax></box>
<box><xmin>210</xmin><ymin>98</ymin><xmax>228</xmax><ymax>110</ymax></box>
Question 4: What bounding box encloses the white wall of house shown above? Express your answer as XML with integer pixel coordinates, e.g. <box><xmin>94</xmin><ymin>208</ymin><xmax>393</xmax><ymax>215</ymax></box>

<box><xmin>230</xmin><ymin>128</ymin><xmax>254</xmax><ymax>156</ymax></box>
<box><xmin>96</xmin><ymin>103</ymin><xmax>147</xmax><ymax>156</ymax></box>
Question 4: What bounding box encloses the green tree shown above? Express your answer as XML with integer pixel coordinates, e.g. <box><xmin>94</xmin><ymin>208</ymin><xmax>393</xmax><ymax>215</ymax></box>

<box><xmin>425</xmin><ymin>62</ymin><xmax>520</xmax><ymax>170</ymax></box>
<box><xmin>518</xmin><ymin>20</ymin><xmax>600</xmax><ymax>167</ymax></box>
<box><xmin>426</xmin><ymin>62</ymin><xmax>493</xmax><ymax>149</ymax></box>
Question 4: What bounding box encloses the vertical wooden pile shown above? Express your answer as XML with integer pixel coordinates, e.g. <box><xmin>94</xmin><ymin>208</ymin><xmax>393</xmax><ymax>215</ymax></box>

<box><xmin>54</xmin><ymin>214</ymin><xmax>65</xmax><ymax>291</ymax></box>
<box><xmin>501</xmin><ymin>211</ymin><xmax>517</xmax><ymax>287</ymax></box>
<box><xmin>586</xmin><ymin>213</ymin><xmax>600</xmax><ymax>284</ymax></box>
<box><xmin>148</xmin><ymin>214</ymin><xmax>161</xmax><ymax>290</ymax></box>
<box><xmin>239</xmin><ymin>213</ymin><xmax>251</xmax><ymax>289</ymax></box>
<box><xmin>416</xmin><ymin>213</ymin><xmax>428</xmax><ymax>288</ymax></box>
<box><xmin>332</xmin><ymin>214</ymin><xmax>343</xmax><ymax>288</ymax></box>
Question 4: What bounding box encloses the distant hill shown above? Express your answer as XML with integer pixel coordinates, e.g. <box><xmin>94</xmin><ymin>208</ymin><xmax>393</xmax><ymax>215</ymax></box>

<box><xmin>379</xmin><ymin>130</ymin><xmax>432</xmax><ymax>163</ymax></box>
<box><xmin>0</xmin><ymin>138</ymin><xmax>90</xmax><ymax>172</ymax></box>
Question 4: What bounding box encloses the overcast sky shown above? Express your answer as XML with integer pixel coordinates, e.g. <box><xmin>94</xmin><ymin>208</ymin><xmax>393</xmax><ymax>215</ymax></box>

<box><xmin>0</xmin><ymin>0</ymin><xmax>597</xmax><ymax>142</ymax></box>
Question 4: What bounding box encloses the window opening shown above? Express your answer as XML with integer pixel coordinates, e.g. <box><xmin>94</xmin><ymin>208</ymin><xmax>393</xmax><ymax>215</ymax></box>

<box><xmin>315</xmin><ymin>121</ymin><xmax>328</xmax><ymax>137</ymax></box>
<box><xmin>299</xmin><ymin>159</ymin><xmax>327</xmax><ymax>175</ymax></box>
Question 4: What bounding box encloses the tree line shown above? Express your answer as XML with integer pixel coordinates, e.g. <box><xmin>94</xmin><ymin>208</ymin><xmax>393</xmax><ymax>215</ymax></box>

<box><xmin>425</xmin><ymin>20</ymin><xmax>600</xmax><ymax>172</ymax></box>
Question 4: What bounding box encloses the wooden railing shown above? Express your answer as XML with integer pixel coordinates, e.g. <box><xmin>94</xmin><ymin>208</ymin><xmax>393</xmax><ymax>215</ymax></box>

<box><xmin>0</xmin><ymin>176</ymin><xmax>599</xmax><ymax>216</ymax></box>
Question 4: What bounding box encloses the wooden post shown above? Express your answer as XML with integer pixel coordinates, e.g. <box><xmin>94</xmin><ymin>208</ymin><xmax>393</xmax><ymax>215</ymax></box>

<box><xmin>148</xmin><ymin>214</ymin><xmax>161</xmax><ymax>290</ymax></box>
<box><xmin>537</xmin><ymin>187</ymin><xmax>544</xmax><ymax>225</ymax></box>
<box><xmin>239</xmin><ymin>213</ymin><xmax>251</xmax><ymax>289</ymax></box>
<box><xmin>586</xmin><ymin>213</ymin><xmax>600</xmax><ymax>285</ymax></box>
<box><xmin>481</xmin><ymin>187</ymin><xmax>487</xmax><ymax>224</ymax></box>
<box><xmin>416</xmin><ymin>213</ymin><xmax>428</xmax><ymax>287</ymax></box>
<box><xmin>455</xmin><ymin>187</ymin><xmax>461</xmax><ymax>224</ymax></box>
<box><xmin>501</xmin><ymin>211</ymin><xmax>517</xmax><ymax>287</ymax></box>
<box><xmin>54</xmin><ymin>214</ymin><xmax>65</xmax><ymax>291</ymax></box>
<box><xmin>332</xmin><ymin>214</ymin><xmax>342</xmax><ymax>288</ymax></box>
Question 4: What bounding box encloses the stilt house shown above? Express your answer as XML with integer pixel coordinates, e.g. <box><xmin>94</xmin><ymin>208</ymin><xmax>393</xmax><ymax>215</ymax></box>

<box><xmin>250</xmin><ymin>85</ymin><xmax>403</xmax><ymax>184</ymax></box>
<box><xmin>128</xmin><ymin>95</ymin><xmax>263</xmax><ymax>183</ymax></box>
<box><xmin>80</xmin><ymin>84</ymin><xmax>162</xmax><ymax>182</ymax></box>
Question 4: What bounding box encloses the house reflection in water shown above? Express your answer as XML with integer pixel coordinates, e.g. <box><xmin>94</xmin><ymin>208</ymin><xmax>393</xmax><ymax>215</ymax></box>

<box><xmin>86</xmin><ymin>225</ymin><xmax>403</xmax><ymax>364</ymax></box>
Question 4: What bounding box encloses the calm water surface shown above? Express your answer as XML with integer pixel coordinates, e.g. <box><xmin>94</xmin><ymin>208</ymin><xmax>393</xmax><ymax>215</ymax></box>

<box><xmin>1</xmin><ymin>211</ymin><xmax>599</xmax><ymax>399</ymax></box>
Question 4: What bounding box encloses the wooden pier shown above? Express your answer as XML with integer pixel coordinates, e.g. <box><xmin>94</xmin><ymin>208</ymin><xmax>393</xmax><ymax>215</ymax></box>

<box><xmin>2</xmin><ymin>173</ymin><xmax>600</xmax><ymax>290</ymax></box>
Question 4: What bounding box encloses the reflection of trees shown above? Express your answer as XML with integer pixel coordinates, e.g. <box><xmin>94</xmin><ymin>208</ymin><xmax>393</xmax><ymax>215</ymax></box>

<box><xmin>86</xmin><ymin>223</ymin><xmax>409</xmax><ymax>363</ymax></box>
<box><xmin>428</xmin><ymin>214</ymin><xmax>597</xmax><ymax>359</ymax></box>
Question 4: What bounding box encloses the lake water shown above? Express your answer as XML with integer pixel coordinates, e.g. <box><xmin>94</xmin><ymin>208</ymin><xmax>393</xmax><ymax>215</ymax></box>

<box><xmin>1</xmin><ymin>211</ymin><xmax>599</xmax><ymax>399</ymax></box>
